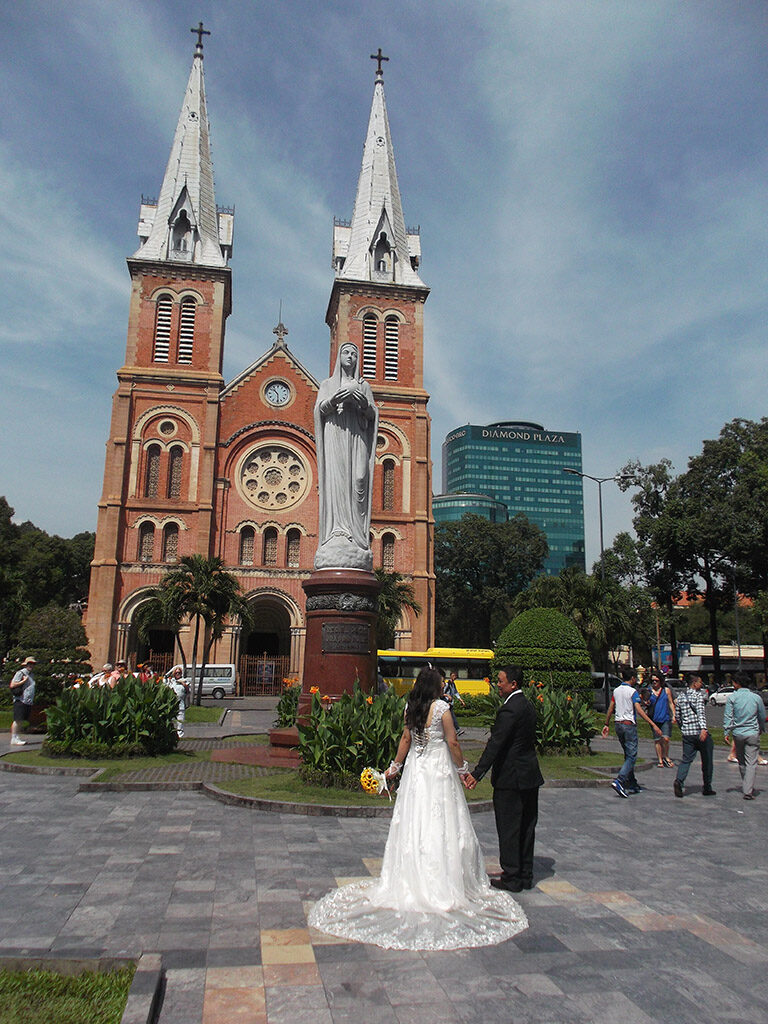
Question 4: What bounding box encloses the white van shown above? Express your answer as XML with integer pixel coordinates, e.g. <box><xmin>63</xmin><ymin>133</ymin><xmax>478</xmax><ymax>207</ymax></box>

<box><xmin>165</xmin><ymin>664</ymin><xmax>237</xmax><ymax>699</ymax></box>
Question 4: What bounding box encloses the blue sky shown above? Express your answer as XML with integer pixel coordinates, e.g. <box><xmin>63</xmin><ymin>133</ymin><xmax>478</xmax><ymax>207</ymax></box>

<box><xmin>2</xmin><ymin>1</ymin><xmax>767</xmax><ymax>568</ymax></box>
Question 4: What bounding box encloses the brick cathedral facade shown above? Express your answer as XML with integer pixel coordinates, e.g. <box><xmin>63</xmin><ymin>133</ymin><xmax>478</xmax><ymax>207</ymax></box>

<box><xmin>85</xmin><ymin>38</ymin><xmax>435</xmax><ymax>687</ymax></box>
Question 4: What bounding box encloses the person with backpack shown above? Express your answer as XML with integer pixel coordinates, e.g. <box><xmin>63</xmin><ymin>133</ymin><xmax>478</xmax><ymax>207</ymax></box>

<box><xmin>673</xmin><ymin>673</ymin><xmax>715</xmax><ymax>798</ymax></box>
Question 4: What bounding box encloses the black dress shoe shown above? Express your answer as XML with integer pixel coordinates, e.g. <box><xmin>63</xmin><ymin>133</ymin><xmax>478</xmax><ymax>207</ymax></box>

<box><xmin>702</xmin><ymin>787</ymin><xmax>716</xmax><ymax>796</ymax></box>
<box><xmin>490</xmin><ymin>877</ymin><xmax>523</xmax><ymax>893</ymax></box>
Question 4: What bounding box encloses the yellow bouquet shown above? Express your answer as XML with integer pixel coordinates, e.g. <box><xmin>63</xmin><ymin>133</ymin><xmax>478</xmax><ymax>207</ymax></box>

<box><xmin>360</xmin><ymin>766</ymin><xmax>389</xmax><ymax>798</ymax></box>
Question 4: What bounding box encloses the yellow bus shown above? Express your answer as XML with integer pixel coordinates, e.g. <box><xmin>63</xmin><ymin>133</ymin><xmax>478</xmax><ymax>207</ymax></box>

<box><xmin>378</xmin><ymin>648</ymin><xmax>494</xmax><ymax>697</ymax></box>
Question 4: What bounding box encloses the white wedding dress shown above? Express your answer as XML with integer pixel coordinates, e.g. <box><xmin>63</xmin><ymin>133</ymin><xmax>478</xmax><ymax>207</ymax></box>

<box><xmin>308</xmin><ymin>699</ymin><xmax>528</xmax><ymax>950</ymax></box>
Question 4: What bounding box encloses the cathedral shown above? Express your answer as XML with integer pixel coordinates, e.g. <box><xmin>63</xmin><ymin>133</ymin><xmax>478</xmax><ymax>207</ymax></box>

<box><xmin>85</xmin><ymin>33</ymin><xmax>435</xmax><ymax>691</ymax></box>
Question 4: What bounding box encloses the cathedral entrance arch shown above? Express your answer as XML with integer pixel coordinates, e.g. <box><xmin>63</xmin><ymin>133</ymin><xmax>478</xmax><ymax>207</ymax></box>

<box><xmin>239</xmin><ymin>590</ymin><xmax>300</xmax><ymax>695</ymax></box>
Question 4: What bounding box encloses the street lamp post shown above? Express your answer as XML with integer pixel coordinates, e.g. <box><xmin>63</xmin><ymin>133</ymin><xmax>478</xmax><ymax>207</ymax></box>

<box><xmin>562</xmin><ymin>468</ymin><xmax>625</xmax><ymax>708</ymax></box>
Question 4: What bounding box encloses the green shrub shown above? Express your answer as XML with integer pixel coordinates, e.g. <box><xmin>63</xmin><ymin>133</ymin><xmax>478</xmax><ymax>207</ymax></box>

<box><xmin>274</xmin><ymin>683</ymin><xmax>300</xmax><ymax>728</ymax></box>
<box><xmin>4</xmin><ymin>604</ymin><xmax>92</xmax><ymax>708</ymax></box>
<box><xmin>455</xmin><ymin>690</ymin><xmax>503</xmax><ymax>725</ymax></box>
<box><xmin>298</xmin><ymin>682</ymin><xmax>405</xmax><ymax>784</ymax></box>
<box><xmin>44</xmin><ymin>676</ymin><xmax>178</xmax><ymax>757</ymax></box>
<box><xmin>494</xmin><ymin>607</ymin><xmax>592</xmax><ymax>701</ymax></box>
<box><xmin>525</xmin><ymin>681</ymin><xmax>596</xmax><ymax>754</ymax></box>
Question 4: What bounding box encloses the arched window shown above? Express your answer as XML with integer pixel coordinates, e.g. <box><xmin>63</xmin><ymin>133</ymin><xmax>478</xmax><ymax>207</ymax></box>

<box><xmin>263</xmin><ymin>527</ymin><xmax>278</xmax><ymax>567</ymax></box>
<box><xmin>286</xmin><ymin>529</ymin><xmax>301</xmax><ymax>568</ymax></box>
<box><xmin>178</xmin><ymin>297</ymin><xmax>196</xmax><ymax>363</ymax></box>
<box><xmin>162</xmin><ymin>523</ymin><xmax>179</xmax><ymax>563</ymax></box>
<box><xmin>144</xmin><ymin>444</ymin><xmax>161</xmax><ymax>498</ymax></box>
<box><xmin>138</xmin><ymin>522</ymin><xmax>155</xmax><ymax>563</ymax></box>
<box><xmin>382</xmin><ymin>533</ymin><xmax>396</xmax><ymax>572</ymax></box>
<box><xmin>362</xmin><ymin>314</ymin><xmax>377</xmax><ymax>378</ymax></box>
<box><xmin>153</xmin><ymin>296</ymin><xmax>172</xmax><ymax>362</ymax></box>
<box><xmin>240</xmin><ymin>526</ymin><xmax>255</xmax><ymax>566</ymax></box>
<box><xmin>382</xmin><ymin>459</ymin><xmax>395</xmax><ymax>511</ymax></box>
<box><xmin>384</xmin><ymin>317</ymin><xmax>399</xmax><ymax>381</ymax></box>
<box><xmin>167</xmin><ymin>446</ymin><xmax>183</xmax><ymax>499</ymax></box>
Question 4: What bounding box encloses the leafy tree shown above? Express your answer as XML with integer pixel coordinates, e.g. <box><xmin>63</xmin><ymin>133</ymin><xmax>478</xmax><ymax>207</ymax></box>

<box><xmin>435</xmin><ymin>513</ymin><xmax>548</xmax><ymax>647</ymax></box>
<box><xmin>0</xmin><ymin>496</ymin><xmax>95</xmax><ymax>655</ymax></box>
<box><xmin>618</xmin><ymin>461</ymin><xmax>687</xmax><ymax>677</ymax></box>
<box><xmin>4</xmin><ymin>604</ymin><xmax>92</xmax><ymax>707</ymax></box>
<box><xmin>374</xmin><ymin>569</ymin><xmax>422</xmax><ymax>649</ymax></box>
<box><xmin>151</xmin><ymin>555</ymin><xmax>252</xmax><ymax>704</ymax></box>
<box><xmin>513</xmin><ymin>565</ymin><xmax>641</xmax><ymax>668</ymax></box>
<box><xmin>710</xmin><ymin>418</ymin><xmax>768</xmax><ymax>673</ymax></box>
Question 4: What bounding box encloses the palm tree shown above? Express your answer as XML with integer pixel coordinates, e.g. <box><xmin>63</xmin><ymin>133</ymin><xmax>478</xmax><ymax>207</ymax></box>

<box><xmin>134</xmin><ymin>587</ymin><xmax>189</xmax><ymax>674</ymax></box>
<box><xmin>374</xmin><ymin>569</ymin><xmax>422</xmax><ymax>649</ymax></box>
<box><xmin>149</xmin><ymin>555</ymin><xmax>252</xmax><ymax>704</ymax></box>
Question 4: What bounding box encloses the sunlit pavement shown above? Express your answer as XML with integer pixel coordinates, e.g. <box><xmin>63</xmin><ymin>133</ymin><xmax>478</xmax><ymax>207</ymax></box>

<box><xmin>1</xmin><ymin>742</ymin><xmax>767</xmax><ymax>1023</ymax></box>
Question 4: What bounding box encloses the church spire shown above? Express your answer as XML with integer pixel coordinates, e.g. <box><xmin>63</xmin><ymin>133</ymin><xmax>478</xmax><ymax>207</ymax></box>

<box><xmin>333</xmin><ymin>53</ymin><xmax>424</xmax><ymax>287</ymax></box>
<box><xmin>134</xmin><ymin>25</ymin><xmax>229</xmax><ymax>267</ymax></box>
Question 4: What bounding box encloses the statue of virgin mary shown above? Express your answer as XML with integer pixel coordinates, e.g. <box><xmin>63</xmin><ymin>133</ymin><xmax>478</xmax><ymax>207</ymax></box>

<box><xmin>314</xmin><ymin>343</ymin><xmax>378</xmax><ymax>571</ymax></box>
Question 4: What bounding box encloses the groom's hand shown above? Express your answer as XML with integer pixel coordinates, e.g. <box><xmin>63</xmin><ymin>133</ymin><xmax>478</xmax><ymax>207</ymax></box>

<box><xmin>464</xmin><ymin>773</ymin><xmax>477</xmax><ymax>790</ymax></box>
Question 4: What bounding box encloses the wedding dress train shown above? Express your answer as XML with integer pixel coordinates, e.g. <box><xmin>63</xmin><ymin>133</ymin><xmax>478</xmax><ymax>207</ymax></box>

<box><xmin>308</xmin><ymin>699</ymin><xmax>528</xmax><ymax>950</ymax></box>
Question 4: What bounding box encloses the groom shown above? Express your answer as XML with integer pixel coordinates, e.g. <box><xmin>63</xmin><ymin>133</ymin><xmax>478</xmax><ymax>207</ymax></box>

<box><xmin>464</xmin><ymin>665</ymin><xmax>544</xmax><ymax>892</ymax></box>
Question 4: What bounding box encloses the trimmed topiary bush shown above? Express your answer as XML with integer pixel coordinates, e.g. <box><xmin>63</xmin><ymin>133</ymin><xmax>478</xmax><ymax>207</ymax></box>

<box><xmin>493</xmin><ymin>607</ymin><xmax>592</xmax><ymax>702</ymax></box>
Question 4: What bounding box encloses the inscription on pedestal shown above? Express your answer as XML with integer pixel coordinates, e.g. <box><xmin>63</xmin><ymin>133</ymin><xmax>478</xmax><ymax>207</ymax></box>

<box><xmin>321</xmin><ymin>621</ymin><xmax>371</xmax><ymax>654</ymax></box>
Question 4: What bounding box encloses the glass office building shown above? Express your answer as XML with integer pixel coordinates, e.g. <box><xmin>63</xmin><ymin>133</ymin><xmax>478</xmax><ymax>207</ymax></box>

<box><xmin>441</xmin><ymin>421</ymin><xmax>585</xmax><ymax>575</ymax></box>
<box><xmin>432</xmin><ymin>493</ymin><xmax>509</xmax><ymax>524</ymax></box>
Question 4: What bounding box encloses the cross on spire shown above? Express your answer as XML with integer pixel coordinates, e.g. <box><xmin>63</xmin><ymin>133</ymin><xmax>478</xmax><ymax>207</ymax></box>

<box><xmin>370</xmin><ymin>48</ymin><xmax>389</xmax><ymax>77</ymax></box>
<box><xmin>191</xmin><ymin>21</ymin><xmax>210</xmax><ymax>56</ymax></box>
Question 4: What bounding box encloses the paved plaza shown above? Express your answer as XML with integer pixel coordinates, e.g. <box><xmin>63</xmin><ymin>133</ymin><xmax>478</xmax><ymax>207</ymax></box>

<box><xmin>2</xmin><ymin>735</ymin><xmax>768</xmax><ymax>1024</ymax></box>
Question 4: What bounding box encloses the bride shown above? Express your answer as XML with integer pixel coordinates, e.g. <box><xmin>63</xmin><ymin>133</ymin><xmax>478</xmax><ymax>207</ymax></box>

<box><xmin>308</xmin><ymin>667</ymin><xmax>528</xmax><ymax>950</ymax></box>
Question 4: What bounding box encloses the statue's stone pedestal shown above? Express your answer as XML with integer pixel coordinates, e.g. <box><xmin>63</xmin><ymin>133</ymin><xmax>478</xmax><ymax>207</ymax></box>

<box><xmin>298</xmin><ymin>568</ymin><xmax>381</xmax><ymax>720</ymax></box>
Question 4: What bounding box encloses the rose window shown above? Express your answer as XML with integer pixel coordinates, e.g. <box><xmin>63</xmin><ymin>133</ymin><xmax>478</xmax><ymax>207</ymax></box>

<box><xmin>238</xmin><ymin>444</ymin><xmax>310</xmax><ymax>511</ymax></box>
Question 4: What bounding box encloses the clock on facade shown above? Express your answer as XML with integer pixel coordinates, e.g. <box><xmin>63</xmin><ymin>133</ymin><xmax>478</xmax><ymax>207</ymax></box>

<box><xmin>264</xmin><ymin>380</ymin><xmax>291</xmax><ymax>407</ymax></box>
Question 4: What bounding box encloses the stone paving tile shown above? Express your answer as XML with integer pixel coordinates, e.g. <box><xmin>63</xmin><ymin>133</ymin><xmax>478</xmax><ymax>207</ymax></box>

<box><xmin>3</xmin><ymin>761</ymin><xmax>768</xmax><ymax>1022</ymax></box>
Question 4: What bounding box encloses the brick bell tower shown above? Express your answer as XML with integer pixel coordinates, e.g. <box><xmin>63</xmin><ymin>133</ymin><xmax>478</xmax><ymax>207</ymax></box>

<box><xmin>86</xmin><ymin>26</ymin><xmax>234</xmax><ymax>664</ymax></box>
<box><xmin>326</xmin><ymin>51</ymin><xmax>435</xmax><ymax>648</ymax></box>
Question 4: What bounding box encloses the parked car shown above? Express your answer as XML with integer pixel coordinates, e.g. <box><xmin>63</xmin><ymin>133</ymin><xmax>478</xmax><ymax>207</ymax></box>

<box><xmin>164</xmin><ymin>664</ymin><xmax>237</xmax><ymax>699</ymax></box>
<box><xmin>708</xmin><ymin>685</ymin><xmax>735</xmax><ymax>706</ymax></box>
<box><xmin>590</xmin><ymin>671</ymin><xmax>623</xmax><ymax>712</ymax></box>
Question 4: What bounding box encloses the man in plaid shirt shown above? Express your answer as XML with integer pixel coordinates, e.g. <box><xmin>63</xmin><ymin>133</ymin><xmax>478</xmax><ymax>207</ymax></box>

<box><xmin>673</xmin><ymin>674</ymin><xmax>715</xmax><ymax>798</ymax></box>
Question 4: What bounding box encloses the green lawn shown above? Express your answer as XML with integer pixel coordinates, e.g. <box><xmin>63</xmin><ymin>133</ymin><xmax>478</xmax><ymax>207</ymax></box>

<box><xmin>215</xmin><ymin>750</ymin><xmax>625</xmax><ymax>804</ymax></box>
<box><xmin>185</xmin><ymin>706</ymin><xmax>222</xmax><ymax>723</ymax></box>
<box><xmin>3</xmin><ymin>748</ymin><xmax>212</xmax><ymax>773</ymax></box>
<box><xmin>0</xmin><ymin>966</ymin><xmax>134</xmax><ymax>1024</ymax></box>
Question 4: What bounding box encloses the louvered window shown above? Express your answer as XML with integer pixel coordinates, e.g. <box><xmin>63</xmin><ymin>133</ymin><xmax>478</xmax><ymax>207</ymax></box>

<box><xmin>382</xmin><ymin>533</ymin><xmax>395</xmax><ymax>572</ymax></box>
<box><xmin>144</xmin><ymin>445</ymin><xmax>161</xmax><ymax>498</ymax></box>
<box><xmin>362</xmin><ymin>315</ymin><xmax>377</xmax><ymax>378</ymax></box>
<box><xmin>167</xmin><ymin>446</ymin><xmax>183</xmax><ymax>499</ymax></box>
<box><xmin>153</xmin><ymin>296</ymin><xmax>172</xmax><ymax>362</ymax></box>
<box><xmin>138</xmin><ymin>523</ymin><xmax>155</xmax><ymax>563</ymax></box>
<box><xmin>240</xmin><ymin>527</ymin><xmax>255</xmax><ymax>566</ymax></box>
<box><xmin>162</xmin><ymin>523</ymin><xmax>179</xmax><ymax>563</ymax></box>
<box><xmin>178</xmin><ymin>298</ymin><xmax>196</xmax><ymax>363</ymax></box>
<box><xmin>383</xmin><ymin>460</ymin><xmax>395</xmax><ymax>511</ymax></box>
<box><xmin>287</xmin><ymin>529</ymin><xmax>301</xmax><ymax>568</ymax></box>
<box><xmin>384</xmin><ymin>317</ymin><xmax>399</xmax><ymax>381</ymax></box>
<box><xmin>263</xmin><ymin>527</ymin><xmax>278</xmax><ymax>567</ymax></box>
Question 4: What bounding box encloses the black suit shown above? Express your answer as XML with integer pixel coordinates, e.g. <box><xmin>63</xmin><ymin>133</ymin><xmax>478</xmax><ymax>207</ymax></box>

<box><xmin>472</xmin><ymin>690</ymin><xmax>544</xmax><ymax>887</ymax></box>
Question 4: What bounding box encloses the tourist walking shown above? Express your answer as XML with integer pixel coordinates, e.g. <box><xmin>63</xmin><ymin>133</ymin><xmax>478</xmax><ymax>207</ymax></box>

<box><xmin>648</xmin><ymin>672</ymin><xmax>676</xmax><ymax>768</ymax></box>
<box><xmin>9</xmin><ymin>657</ymin><xmax>36</xmax><ymax>746</ymax></box>
<box><xmin>674</xmin><ymin>674</ymin><xmax>716</xmax><ymax>797</ymax></box>
<box><xmin>723</xmin><ymin>674</ymin><xmax>765</xmax><ymax>800</ymax></box>
<box><xmin>602</xmin><ymin>666</ymin><xmax>662</xmax><ymax>797</ymax></box>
